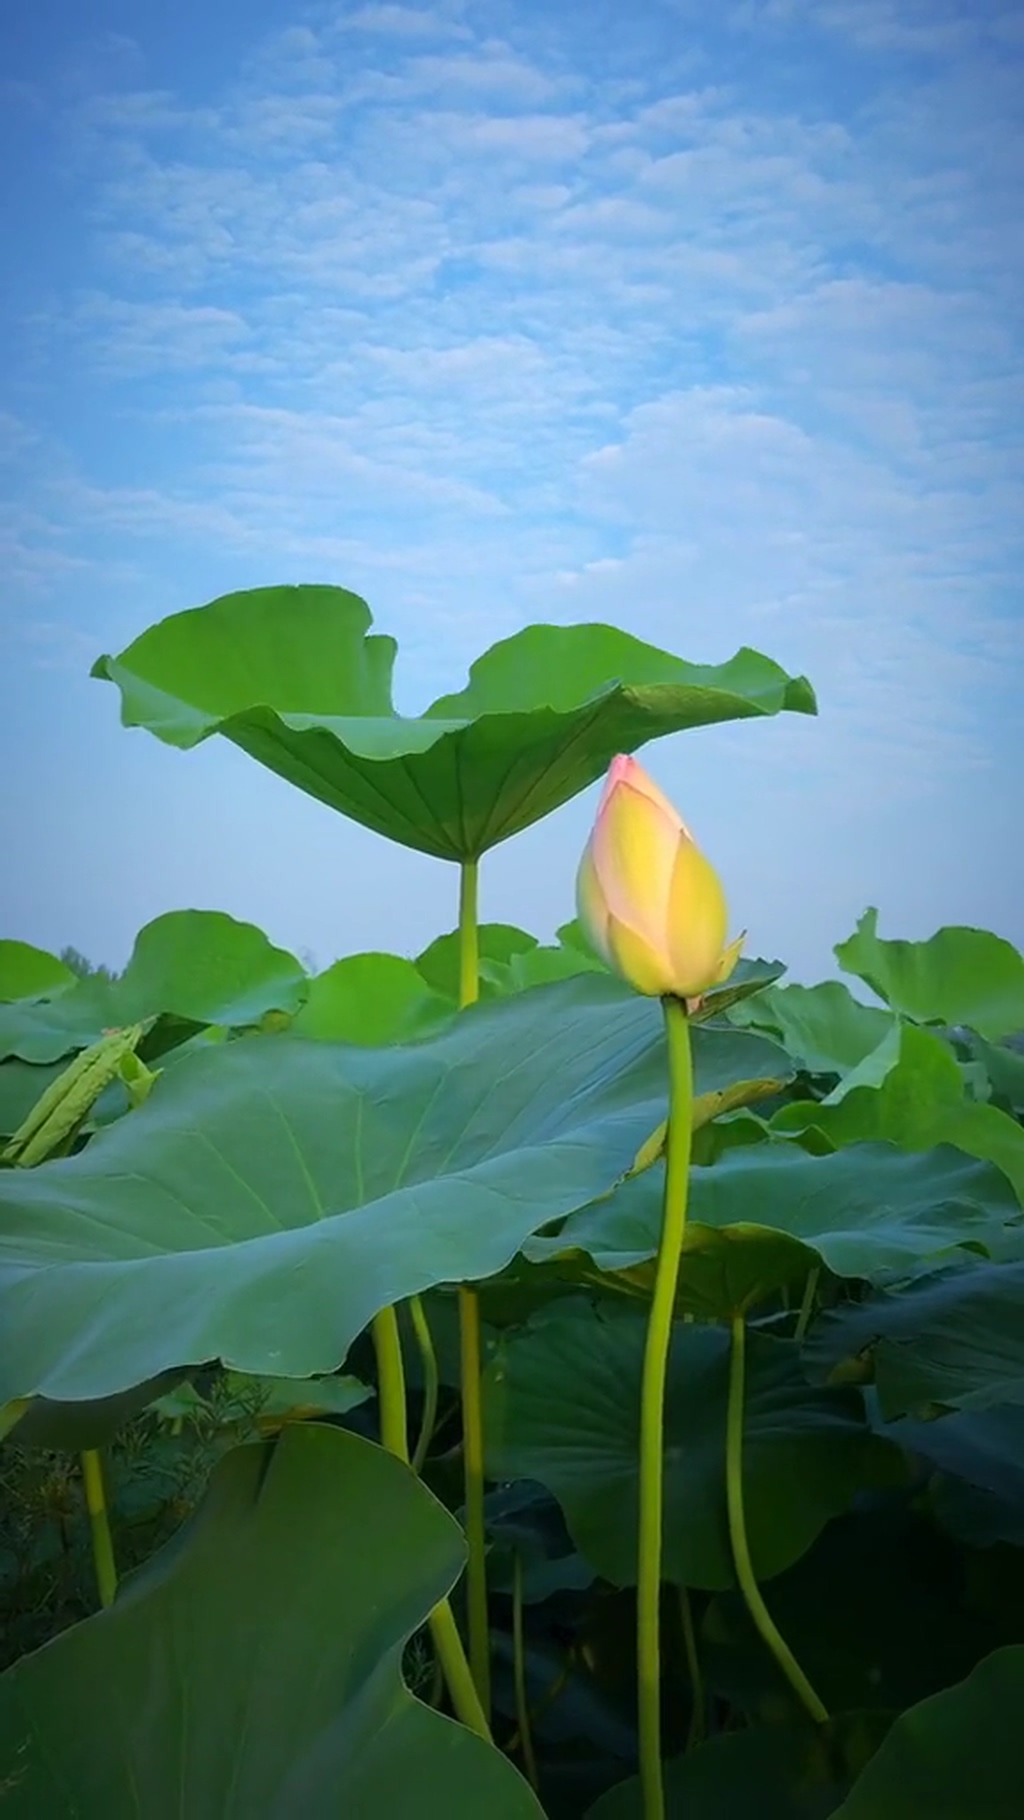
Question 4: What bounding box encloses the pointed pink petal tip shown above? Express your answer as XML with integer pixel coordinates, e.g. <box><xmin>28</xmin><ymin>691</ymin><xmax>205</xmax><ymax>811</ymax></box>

<box><xmin>607</xmin><ymin>754</ymin><xmax>635</xmax><ymax>785</ymax></box>
<box><xmin>599</xmin><ymin>753</ymin><xmax>645</xmax><ymax>812</ymax></box>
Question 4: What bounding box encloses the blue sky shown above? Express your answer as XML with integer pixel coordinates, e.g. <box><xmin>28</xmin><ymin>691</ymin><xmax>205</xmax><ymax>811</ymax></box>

<box><xmin>2</xmin><ymin>0</ymin><xmax>1022</xmax><ymax>986</ymax></box>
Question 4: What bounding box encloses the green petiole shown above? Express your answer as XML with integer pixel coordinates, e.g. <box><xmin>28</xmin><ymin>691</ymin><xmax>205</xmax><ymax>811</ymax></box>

<box><xmin>725</xmin><ymin>1313</ymin><xmax>829</xmax><ymax>1726</ymax></box>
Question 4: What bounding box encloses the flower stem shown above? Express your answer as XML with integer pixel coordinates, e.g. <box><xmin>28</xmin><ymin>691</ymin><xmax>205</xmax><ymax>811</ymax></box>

<box><xmin>678</xmin><ymin>1586</ymin><xmax>705</xmax><ymax>1749</ymax></box>
<box><xmin>409</xmin><ymin>1294</ymin><xmax>440</xmax><ymax>1475</ymax></box>
<box><xmin>725</xmin><ymin>1314</ymin><xmax>829</xmax><ymax>1726</ymax></box>
<box><xmin>513</xmin><ymin>1551</ymin><xmax>540</xmax><ymax>1791</ymax></box>
<box><xmin>456</xmin><ymin>857</ymin><xmax>492</xmax><ymax>1718</ymax></box>
<box><xmin>459</xmin><ymin>1280</ymin><xmax>491</xmax><ymax>1715</ymax></box>
<box><xmin>372</xmin><ymin>1307</ymin><xmax>491</xmax><ymax>1741</ymax></box>
<box><xmin>794</xmin><ymin>1266</ymin><xmax>821</xmax><ymax>1344</ymax></box>
<box><xmin>430</xmin><ymin>1601</ymin><xmax>490</xmax><ymax>1740</ymax></box>
<box><xmin>637</xmin><ymin>995</ymin><xmax>694</xmax><ymax>1820</ymax></box>
<box><xmin>80</xmin><ymin>1449</ymin><xmax>118</xmax><ymax>1610</ymax></box>
<box><xmin>372</xmin><ymin>1305</ymin><xmax>409</xmax><ymax>1458</ymax></box>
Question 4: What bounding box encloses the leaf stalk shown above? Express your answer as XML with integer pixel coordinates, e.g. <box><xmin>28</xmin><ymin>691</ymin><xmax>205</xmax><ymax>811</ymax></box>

<box><xmin>725</xmin><ymin>1313</ymin><xmax>829</xmax><ymax>1726</ymax></box>
<box><xmin>81</xmin><ymin>1448</ymin><xmax>118</xmax><ymax>1610</ymax></box>
<box><xmin>371</xmin><ymin>1307</ymin><xmax>491</xmax><ymax>1741</ymax></box>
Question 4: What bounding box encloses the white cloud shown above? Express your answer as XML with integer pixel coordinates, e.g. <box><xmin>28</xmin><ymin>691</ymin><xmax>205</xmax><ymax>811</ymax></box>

<box><xmin>351</xmin><ymin>47</ymin><xmax>569</xmax><ymax>105</ymax></box>
<box><xmin>335</xmin><ymin>5</ymin><xmax>472</xmax><ymax>41</ymax></box>
<box><xmin>3</xmin><ymin>0</ymin><xmax>1022</xmax><ymax>971</ymax></box>
<box><xmin>67</xmin><ymin>296</ymin><xmax>252</xmax><ymax>375</ymax></box>
<box><xmin>729</xmin><ymin>0</ymin><xmax>976</xmax><ymax>54</ymax></box>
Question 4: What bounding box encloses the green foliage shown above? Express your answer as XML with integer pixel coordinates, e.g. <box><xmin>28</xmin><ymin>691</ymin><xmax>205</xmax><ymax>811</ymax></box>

<box><xmin>484</xmin><ymin>1303</ymin><xmax>902</xmax><ymax>1591</ymax></box>
<box><xmin>771</xmin><ymin>1024</ymin><xmax>1024</xmax><ymax>1203</ymax></box>
<box><xmin>806</xmin><ymin>1260</ymin><xmax>1024</xmax><ymax>1418</ymax></box>
<box><xmin>0</xmin><ymin>942</ymin><xmax>77</xmax><ymax>1001</ymax></box>
<box><xmin>829</xmin><ymin>1646</ymin><xmax>1024</xmax><ymax>1818</ymax></box>
<box><xmin>0</xmin><ymin>911</ymin><xmax>307</xmax><ymax>1064</ymax></box>
<box><xmin>727</xmin><ymin>979</ymin><xmax>894</xmax><ymax>1076</ymax></box>
<box><xmin>0</xmin><ymin>977</ymin><xmax>673</xmax><ymax>1406</ymax></box>
<box><xmin>290</xmin><ymin>951</ymin><xmax>452</xmax><ymax>1043</ymax></box>
<box><xmin>0</xmin><ymin>586</ymin><xmax>1020</xmax><ymax>1815</ymax></box>
<box><xmin>835</xmin><ymin>908</ymin><xmax>1024</xmax><ymax>1038</ymax></box>
<box><xmin>93</xmin><ymin>584</ymin><xmax>815</xmax><ymax>860</ymax></box>
<box><xmin>589</xmin><ymin>1714</ymin><xmax>893</xmax><ymax>1818</ymax></box>
<box><xmin>525</xmin><ymin>1141</ymin><xmax>1017</xmax><ymax>1313</ymax></box>
<box><xmin>0</xmin><ymin>1423</ymin><xmax>544</xmax><ymax>1817</ymax></box>
<box><xmin>0</xmin><ymin>1367</ymin><xmax>325</xmax><ymax>1668</ymax></box>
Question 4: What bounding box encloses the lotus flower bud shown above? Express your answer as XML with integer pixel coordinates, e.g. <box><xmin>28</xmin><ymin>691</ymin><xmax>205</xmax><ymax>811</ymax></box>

<box><xmin>576</xmin><ymin>754</ymin><xmax>744</xmax><ymax>1001</ymax></box>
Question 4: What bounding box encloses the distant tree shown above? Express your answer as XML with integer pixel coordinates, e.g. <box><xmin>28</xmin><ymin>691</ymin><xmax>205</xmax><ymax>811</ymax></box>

<box><xmin>59</xmin><ymin>946</ymin><xmax>118</xmax><ymax>983</ymax></box>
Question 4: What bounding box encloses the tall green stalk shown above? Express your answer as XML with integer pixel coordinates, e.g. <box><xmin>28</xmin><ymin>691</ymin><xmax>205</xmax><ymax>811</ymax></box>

<box><xmin>725</xmin><ymin>1313</ymin><xmax>829</xmax><ymax>1726</ymax></box>
<box><xmin>794</xmin><ymin>1265</ymin><xmax>821</xmax><ymax>1344</ymax></box>
<box><xmin>455</xmin><ymin>857</ymin><xmax>492</xmax><ymax>1717</ymax></box>
<box><xmin>458</xmin><ymin>1279</ymin><xmax>490</xmax><ymax>1712</ymax></box>
<box><xmin>512</xmin><ymin>1551</ymin><xmax>539</xmax><ymax>1791</ymax></box>
<box><xmin>409</xmin><ymin>1293</ymin><xmax>440</xmax><ymax>1475</ymax></box>
<box><xmin>371</xmin><ymin>1308</ymin><xmax>491</xmax><ymax>1741</ymax></box>
<box><xmin>458</xmin><ymin>859</ymin><xmax>480</xmax><ymax>1007</ymax></box>
<box><xmin>637</xmin><ymin>995</ymin><xmax>694</xmax><ymax>1820</ymax></box>
<box><xmin>80</xmin><ymin>1448</ymin><xmax>118</xmax><ymax>1610</ymax></box>
<box><xmin>372</xmin><ymin>1305</ymin><xmax>410</xmax><ymax>1458</ymax></box>
<box><xmin>678</xmin><ymin>1586</ymin><xmax>705</xmax><ymax>1749</ymax></box>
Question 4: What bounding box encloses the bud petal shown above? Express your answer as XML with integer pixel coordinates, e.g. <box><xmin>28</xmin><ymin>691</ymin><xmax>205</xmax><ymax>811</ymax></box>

<box><xmin>601</xmin><ymin>753</ymin><xmax>685</xmax><ymax>832</ymax></box>
<box><xmin>664</xmin><ymin>834</ymin><xmax>729</xmax><ymax>997</ymax></box>
<box><xmin>606</xmin><ymin>914</ymin><xmax>675</xmax><ymax>997</ymax></box>
<box><xmin>714</xmin><ymin>932</ymin><xmax>746</xmax><ymax>985</ymax></box>
<box><xmin>590</xmin><ymin>777</ymin><xmax>677</xmax><ymax>952</ymax></box>
<box><xmin>575</xmin><ymin>840</ymin><xmax>614</xmax><ymax>967</ymax></box>
<box><xmin>576</xmin><ymin>754</ymin><xmax>739</xmax><ymax>1002</ymax></box>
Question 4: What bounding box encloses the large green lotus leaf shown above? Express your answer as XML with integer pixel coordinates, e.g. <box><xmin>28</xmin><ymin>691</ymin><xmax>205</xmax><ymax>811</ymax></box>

<box><xmin>772</xmin><ymin>1026</ymin><xmax>1024</xmax><ymax>1206</ymax></box>
<box><xmin>954</xmin><ymin>1031</ymin><xmax>1024</xmax><ymax>1116</ymax></box>
<box><xmin>3</xmin><ymin>1367</ymin><xmax>369</xmax><ymax>1453</ymax></box>
<box><xmin>498</xmin><ymin>1224</ymin><xmax>816</xmax><ymax>1331</ymax></box>
<box><xmin>589</xmin><ymin>1714</ymin><xmax>891</xmax><ymax>1819</ymax></box>
<box><xmin>0</xmin><ymin>1423</ymin><xmax>544</xmax><ymax>1818</ymax></box>
<box><xmin>0</xmin><ymin>941</ymin><xmax>76</xmax><ymax>1003</ymax></box>
<box><xmin>0</xmin><ymin>973</ymin><xmax>122</xmax><ymax>1065</ymax></box>
<box><xmin>728</xmin><ymin>980</ymin><xmax>894</xmax><ymax>1077</ymax></box>
<box><xmin>0</xmin><ymin>911</ymin><xmax>308</xmax><ymax>1064</ymax></box>
<box><xmin>815</xmin><ymin>1024</ymin><xmax>903</xmax><ymax>1103</ymax></box>
<box><xmin>115</xmin><ymin>910</ymin><xmax>308</xmax><ymax>1029</ymax></box>
<box><xmin>522</xmin><ymin>1170</ymin><xmax>812</xmax><ymax>1324</ymax></box>
<box><xmin>0</xmin><ymin>976</ymin><xmax>682</xmax><ymax>1405</ymax></box>
<box><xmin>557</xmin><ymin>1019</ymin><xmax>794</xmax><ymax>1208</ymax></box>
<box><xmin>3</xmin><ymin>1370</ymin><xmax>190</xmax><ymax>1450</ymax></box>
<box><xmin>92</xmin><ymin>585</ymin><xmax>817</xmax><ymax>861</ymax></box>
<box><xmin>222</xmin><ymin>1369</ymin><xmax>372</xmax><ymax>1425</ymax></box>
<box><xmin>291</xmin><ymin>953</ymin><xmax>453</xmax><ymax>1043</ymax></box>
<box><xmin>483</xmin><ymin>1302</ymin><xmax>901</xmax><ymax>1590</ymax></box>
<box><xmin>829</xmin><ymin>1646</ymin><xmax>1024</xmax><ymax>1819</ymax></box>
<box><xmin>416</xmin><ymin>924</ymin><xmax>542</xmax><ymax>1000</ymax></box>
<box><xmin>0</xmin><ymin>1059</ymin><xmax>68</xmax><ymax>1136</ymax></box>
<box><xmin>805</xmin><ymin>1261</ymin><xmax>1024</xmax><ymax>1419</ymax></box>
<box><xmin>835</xmin><ymin>909</ymin><xmax>1024</xmax><ymax>1039</ymax></box>
<box><xmin>491</xmin><ymin>939</ymin><xmax>608</xmax><ymax>995</ymax></box>
<box><xmin>526</xmin><ymin>1141</ymin><xmax>1017</xmax><ymax>1313</ymax></box>
<box><xmin>702</xmin><ymin>1506</ymin><xmax>1001</xmax><ymax>1725</ymax></box>
<box><xmin>890</xmin><ymin>1405</ymin><xmax>1024</xmax><ymax>1547</ymax></box>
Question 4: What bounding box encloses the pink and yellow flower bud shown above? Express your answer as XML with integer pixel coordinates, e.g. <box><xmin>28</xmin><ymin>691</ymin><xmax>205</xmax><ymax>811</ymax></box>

<box><xmin>576</xmin><ymin>754</ymin><xmax>744</xmax><ymax>1001</ymax></box>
